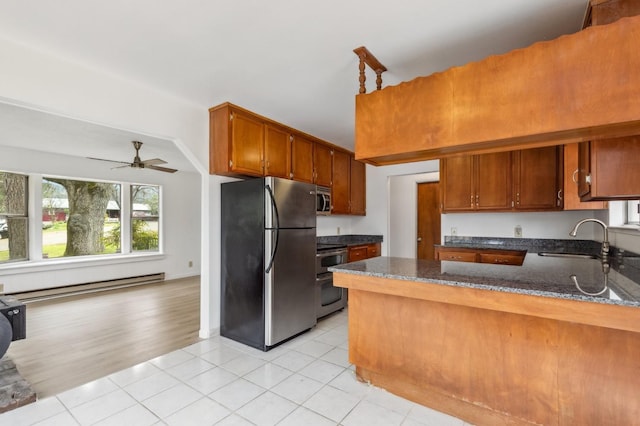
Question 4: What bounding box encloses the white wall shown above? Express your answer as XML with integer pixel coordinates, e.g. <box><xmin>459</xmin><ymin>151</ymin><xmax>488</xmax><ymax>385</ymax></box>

<box><xmin>351</xmin><ymin>160</ymin><xmax>440</xmax><ymax>255</ymax></box>
<box><xmin>388</xmin><ymin>172</ymin><xmax>439</xmax><ymax>257</ymax></box>
<box><xmin>442</xmin><ymin>211</ymin><xmax>599</xmax><ymax>241</ymax></box>
<box><xmin>0</xmin><ymin>37</ymin><xmax>223</xmax><ymax>338</ymax></box>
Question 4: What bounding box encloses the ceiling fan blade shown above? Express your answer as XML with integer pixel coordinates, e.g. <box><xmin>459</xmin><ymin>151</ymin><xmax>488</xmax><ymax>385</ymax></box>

<box><xmin>111</xmin><ymin>164</ymin><xmax>134</xmax><ymax>170</ymax></box>
<box><xmin>87</xmin><ymin>157</ymin><xmax>132</xmax><ymax>166</ymax></box>
<box><xmin>147</xmin><ymin>164</ymin><xmax>178</xmax><ymax>173</ymax></box>
<box><xmin>141</xmin><ymin>158</ymin><xmax>167</xmax><ymax>166</ymax></box>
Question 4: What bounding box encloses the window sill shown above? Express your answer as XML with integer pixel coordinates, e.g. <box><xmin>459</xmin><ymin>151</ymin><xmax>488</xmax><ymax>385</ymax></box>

<box><xmin>0</xmin><ymin>252</ymin><xmax>165</xmax><ymax>275</ymax></box>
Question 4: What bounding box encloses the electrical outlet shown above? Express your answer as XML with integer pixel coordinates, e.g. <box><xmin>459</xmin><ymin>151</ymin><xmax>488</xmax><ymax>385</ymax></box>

<box><xmin>514</xmin><ymin>225</ymin><xmax>523</xmax><ymax>238</ymax></box>
<box><xmin>337</xmin><ymin>227</ymin><xmax>341</xmax><ymax>235</ymax></box>
<box><xmin>451</xmin><ymin>227</ymin><xmax>457</xmax><ymax>236</ymax></box>
<box><xmin>188</xmin><ymin>260</ymin><xmax>193</xmax><ymax>268</ymax></box>
<box><xmin>0</xmin><ymin>283</ymin><xmax>4</xmax><ymax>294</ymax></box>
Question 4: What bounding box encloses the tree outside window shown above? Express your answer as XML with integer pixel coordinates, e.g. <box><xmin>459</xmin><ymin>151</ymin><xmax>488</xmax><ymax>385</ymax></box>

<box><xmin>0</xmin><ymin>172</ymin><xmax>28</xmax><ymax>263</ymax></box>
<box><xmin>42</xmin><ymin>178</ymin><xmax>121</xmax><ymax>258</ymax></box>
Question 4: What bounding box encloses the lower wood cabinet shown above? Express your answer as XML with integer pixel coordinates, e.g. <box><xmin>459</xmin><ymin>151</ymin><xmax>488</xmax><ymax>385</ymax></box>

<box><xmin>348</xmin><ymin>242</ymin><xmax>381</xmax><ymax>263</ymax></box>
<box><xmin>435</xmin><ymin>246</ymin><xmax>526</xmax><ymax>266</ymax></box>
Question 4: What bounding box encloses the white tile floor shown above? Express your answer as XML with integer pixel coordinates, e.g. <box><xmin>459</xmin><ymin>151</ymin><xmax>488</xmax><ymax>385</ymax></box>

<box><xmin>0</xmin><ymin>310</ymin><xmax>471</xmax><ymax>426</ymax></box>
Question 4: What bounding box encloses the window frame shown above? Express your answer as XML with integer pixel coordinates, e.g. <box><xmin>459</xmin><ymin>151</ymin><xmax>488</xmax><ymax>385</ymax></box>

<box><xmin>0</xmin><ymin>171</ymin><xmax>164</xmax><ymax>269</ymax></box>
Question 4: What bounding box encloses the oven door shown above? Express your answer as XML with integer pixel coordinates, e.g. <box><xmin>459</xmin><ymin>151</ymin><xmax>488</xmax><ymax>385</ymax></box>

<box><xmin>316</xmin><ymin>249</ymin><xmax>347</xmax><ymax>275</ymax></box>
<box><xmin>316</xmin><ymin>272</ymin><xmax>346</xmax><ymax>319</ymax></box>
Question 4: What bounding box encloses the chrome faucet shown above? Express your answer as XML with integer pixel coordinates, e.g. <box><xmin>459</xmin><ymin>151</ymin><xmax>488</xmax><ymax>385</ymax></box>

<box><xmin>569</xmin><ymin>218</ymin><xmax>609</xmax><ymax>258</ymax></box>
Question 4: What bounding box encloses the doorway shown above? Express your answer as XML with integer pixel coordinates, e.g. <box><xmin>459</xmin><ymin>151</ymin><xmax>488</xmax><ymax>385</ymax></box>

<box><xmin>417</xmin><ymin>182</ymin><xmax>441</xmax><ymax>260</ymax></box>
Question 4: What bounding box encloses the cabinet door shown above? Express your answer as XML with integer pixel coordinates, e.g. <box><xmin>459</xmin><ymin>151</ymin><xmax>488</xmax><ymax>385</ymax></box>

<box><xmin>514</xmin><ymin>146</ymin><xmax>562</xmax><ymax>210</ymax></box>
<box><xmin>563</xmin><ymin>143</ymin><xmax>607</xmax><ymax>209</ymax></box>
<box><xmin>366</xmin><ymin>243</ymin><xmax>381</xmax><ymax>258</ymax></box>
<box><xmin>585</xmin><ymin>137</ymin><xmax>640</xmax><ymax>200</ymax></box>
<box><xmin>291</xmin><ymin>135</ymin><xmax>314</xmax><ymax>183</ymax></box>
<box><xmin>350</xmin><ymin>156</ymin><xmax>366</xmax><ymax>215</ymax></box>
<box><xmin>264</xmin><ymin>125</ymin><xmax>291</xmax><ymax>179</ymax></box>
<box><xmin>578</xmin><ymin>141</ymin><xmax>591</xmax><ymax>199</ymax></box>
<box><xmin>332</xmin><ymin>150</ymin><xmax>350</xmax><ymax>214</ymax></box>
<box><xmin>441</xmin><ymin>156</ymin><xmax>474</xmax><ymax>212</ymax></box>
<box><xmin>475</xmin><ymin>152</ymin><xmax>512</xmax><ymax>210</ymax></box>
<box><xmin>230</xmin><ymin>110</ymin><xmax>264</xmax><ymax>176</ymax></box>
<box><xmin>314</xmin><ymin>143</ymin><xmax>333</xmax><ymax>187</ymax></box>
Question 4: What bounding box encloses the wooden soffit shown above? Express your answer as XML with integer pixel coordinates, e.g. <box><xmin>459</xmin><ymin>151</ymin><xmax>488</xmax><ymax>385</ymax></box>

<box><xmin>355</xmin><ymin>15</ymin><xmax>640</xmax><ymax>165</ymax></box>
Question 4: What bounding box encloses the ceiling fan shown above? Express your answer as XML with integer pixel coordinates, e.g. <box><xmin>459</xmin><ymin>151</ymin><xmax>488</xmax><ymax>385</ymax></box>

<box><xmin>88</xmin><ymin>141</ymin><xmax>177</xmax><ymax>173</ymax></box>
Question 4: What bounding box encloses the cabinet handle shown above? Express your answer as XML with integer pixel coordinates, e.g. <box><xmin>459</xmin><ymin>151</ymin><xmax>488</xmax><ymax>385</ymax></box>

<box><xmin>557</xmin><ymin>189</ymin><xmax>562</xmax><ymax>200</ymax></box>
<box><xmin>572</xmin><ymin>169</ymin><xmax>579</xmax><ymax>183</ymax></box>
<box><xmin>516</xmin><ymin>192</ymin><xmax>520</xmax><ymax>205</ymax></box>
<box><xmin>476</xmin><ymin>194</ymin><xmax>479</xmax><ymax>206</ymax></box>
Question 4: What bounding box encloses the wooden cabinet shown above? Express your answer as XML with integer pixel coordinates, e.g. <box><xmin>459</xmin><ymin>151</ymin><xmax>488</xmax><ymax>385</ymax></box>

<box><xmin>314</xmin><ymin>143</ymin><xmax>333</xmax><ymax>187</ymax></box>
<box><xmin>210</xmin><ymin>102</ymin><xmax>367</xmax><ymax>215</ymax></box>
<box><xmin>332</xmin><ymin>151</ymin><xmax>367</xmax><ymax>216</ymax></box>
<box><xmin>441</xmin><ymin>147</ymin><xmax>562</xmax><ymax>213</ymax></box>
<box><xmin>350</xmin><ymin>156</ymin><xmax>366</xmax><ymax>215</ymax></box>
<box><xmin>441</xmin><ymin>151</ymin><xmax>511</xmax><ymax>212</ymax></box>
<box><xmin>264</xmin><ymin>124</ymin><xmax>291</xmax><ymax>179</ymax></box>
<box><xmin>563</xmin><ymin>143</ymin><xmax>607</xmax><ymax>210</ymax></box>
<box><xmin>210</xmin><ymin>105</ymin><xmax>265</xmax><ymax>177</ymax></box>
<box><xmin>435</xmin><ymin>246</ymin><xmax>526</xmax><ymax>266</ymax></box>
<box><xmin>332</xmin><ymin>150</ymin><xmax>350</xmax><ymax>214</ymax></box>
<box><xmin>584</xmin><ymin>0</ymin><xmax>640</xmax><ymax>27</ymax></box>
<box><xmin>348</xmin><ymin>242</ymin><xmax>381</xmax><ymax>263</ymax></box>
<box><xmin>291</xmin><ymin>134</ymin><xmax>314</xmax><ymax>183</ymax></box>
<box><xmin>578</xmin><ymin>136</ymin><xmax>640</xmax><ymax>201</ymax></box>
<box><xmin>512</xmin><ymin>146</ymin><xmax>563</xmax><ymax>210</ymax></box>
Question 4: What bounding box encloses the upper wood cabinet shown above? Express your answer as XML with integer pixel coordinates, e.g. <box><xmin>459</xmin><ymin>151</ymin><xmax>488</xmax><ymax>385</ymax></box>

<box><xmin>291</xmin><ymin>134</ymin><xmax>314</xmax><ymax>183</ymax></box>
<box><xmin>314</xmin><ymin>143</ymin><xmax>333</xmax><ymax>187</ymax></box>
<box><xmin>210</xmin><ymin>105</ymin><xmax>265</xmax><ymax>177</ymax></box>
<box><xmin>350</xmin><ymin>156</ymin><xmax>366</xmax><ymax>215</ymax></box>
<box><xmin>210</xmin><ymin>102</ymin><xmax>366</xmax><ymax>215</ymax></box>
<box><xmin>512</xmin><ymin>146</ymin><xmax>563</xmax><ymax>210</ymax></box>
<box><xmin>441</xmin><ymin>147</ymin><xmax>562</xmax><ymax>213</ymax></box>
<box><xmin>332</xmin><ymin>150</ymin><xmax>366</xmax><ymax>216</ymax></box>
<box><xmin>332</xmin><ymin>150</ymin><xmax>350</xmax><ymax>214</ymax></box>
<box><xmin>441</xmin><ymin>152</ymin><xmax>511</xmax><ymax>212</ymax></box>
<box><xmin>264</xmin><ymin>124</ymin><xmax>291</xmax><ymax>179</ymax></box>
<box><xmin>563</xmin><ymin>143</ymin><xmax>607</xmax><ymax>210</ymax></box>
<box><xmin>578</xmin><ymin>136</ymin><xmax>640</xmax><ymax>201</ymax></box>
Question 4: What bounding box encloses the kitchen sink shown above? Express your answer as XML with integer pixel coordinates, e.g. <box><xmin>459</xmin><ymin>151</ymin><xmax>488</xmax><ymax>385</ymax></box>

<box><xmin>537</xmin><ymin>252</ymin><xmax>598</xmax><ymax>259</ymax></box>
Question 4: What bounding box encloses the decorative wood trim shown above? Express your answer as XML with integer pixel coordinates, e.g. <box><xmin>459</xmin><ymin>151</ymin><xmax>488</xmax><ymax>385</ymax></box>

<box><xmin>355</xmin><ymin>16</ymin><xmax>640</xmax><ymax>165</ymax></box>
<box><xmin>353</xmin><ymin>46</ymin><xmax>387</xmax><ymax>94</ymax></box>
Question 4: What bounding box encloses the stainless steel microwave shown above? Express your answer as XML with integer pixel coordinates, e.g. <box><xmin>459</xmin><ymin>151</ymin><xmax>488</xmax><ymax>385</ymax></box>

<box><xmin>316</xmin><ymin>186</ymin><xmax>331</xmax><ymax>215</ymax></box>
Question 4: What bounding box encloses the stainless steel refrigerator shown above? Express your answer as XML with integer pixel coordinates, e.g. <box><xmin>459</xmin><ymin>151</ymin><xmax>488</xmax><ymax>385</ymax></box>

<box><xmin>221</xmin><ymin>176</ymin><xmax>317</xmax><ymax>351</ymax></box>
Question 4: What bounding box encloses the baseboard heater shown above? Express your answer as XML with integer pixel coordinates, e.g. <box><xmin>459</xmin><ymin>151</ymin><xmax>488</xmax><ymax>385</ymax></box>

<box><xmin>7</xmin><ymin>273</ymin><xmax>165</xmax><ymax>303</ymax></box>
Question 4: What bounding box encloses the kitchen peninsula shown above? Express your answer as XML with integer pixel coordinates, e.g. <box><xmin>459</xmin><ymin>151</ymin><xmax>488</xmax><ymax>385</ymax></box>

<box><xmin>331</xmin><ymin>245</ymin><xmax>640</xmax><ymax>425</ymax></box>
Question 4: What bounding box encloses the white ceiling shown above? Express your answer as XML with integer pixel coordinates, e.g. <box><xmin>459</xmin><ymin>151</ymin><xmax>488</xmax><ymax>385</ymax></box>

<box><xmin>0</xmin><ymin>0</ymin><xmax>589</xmax><ymax>171</ymax></box>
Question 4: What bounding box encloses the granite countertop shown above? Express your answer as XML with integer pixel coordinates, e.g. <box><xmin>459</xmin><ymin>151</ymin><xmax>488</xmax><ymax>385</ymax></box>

<box><xmin>330</xmin><ymin>238</ymin><xmax>640</xmax><ymax>309</ymax></box>
<box><xmin>317</xmin><ymin>234</ymin><xmax>383</xmax><ymax>246</ymax></box>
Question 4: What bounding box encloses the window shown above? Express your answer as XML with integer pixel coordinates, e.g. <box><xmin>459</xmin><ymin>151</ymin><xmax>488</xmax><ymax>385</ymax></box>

<box><xmin>0</xmin><ymin>171</ymin><xmax>163</xmax><ymax>265</ymax></box>
<box><xmin>42</xmin><ymin>178</ymin><xmax>121</xmax><ymax>258</ymax></box>
<box><xmin>0</xmin><ymin>172</ymin><xmax>29</xmax><ymax>263</ymax></box>
<box><xmin>626</xmin><ymin>200</ymin><xmax>640</xmax><ymax>224</ymax></box>
<box><xmin>131</xmin><ymin>185</ymin><xmax>160</xmax><ymax>252</ymax></box>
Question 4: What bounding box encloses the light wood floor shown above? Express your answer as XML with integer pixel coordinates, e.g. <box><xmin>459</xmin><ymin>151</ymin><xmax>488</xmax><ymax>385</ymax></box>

<box><xmin>6</xmin><ymin>276</ymin><xmax>201</xmax><ymax>398</ymax></box>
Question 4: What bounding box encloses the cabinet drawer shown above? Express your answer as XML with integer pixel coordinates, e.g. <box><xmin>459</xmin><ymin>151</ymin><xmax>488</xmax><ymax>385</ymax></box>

<box><xmin>367</xmin><ymin>243</ymin><xmax>380</xmax><ymax>258</ymax></box>
<box><xmin>478</xmin><ymin>253</ymin><xmax>524</xmax><ymax>266</ymax></box>
<box><xmin>348</xmin><ymin>247</ymin><xmax>368</xmax><ymax>262</ymax></box>
<box><xmin>436</xmin><ymin>251</ymin><xmax>478</xmax><ymax>263</ymax></box>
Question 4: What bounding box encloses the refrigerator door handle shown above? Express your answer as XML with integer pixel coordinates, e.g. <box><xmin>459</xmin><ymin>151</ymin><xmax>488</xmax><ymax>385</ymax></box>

<box><xmin>265</xmin><ymin>184</ymin><xmax>280</xmax><ymax>273</ymax></box>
